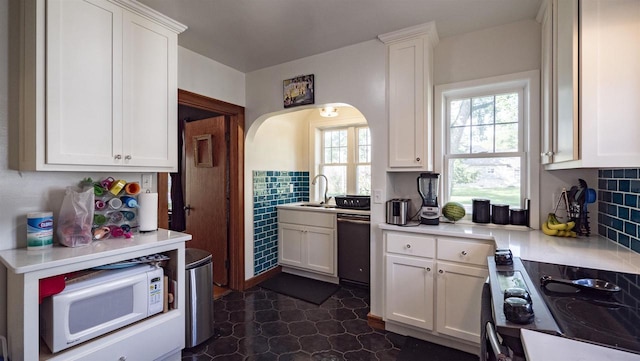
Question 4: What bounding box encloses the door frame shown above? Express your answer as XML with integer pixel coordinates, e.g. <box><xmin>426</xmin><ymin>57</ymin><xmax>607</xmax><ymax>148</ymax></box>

<box><xmin>158</xmin><ymin>89</ymin><xmax>246</xmax><ymax>291</ymax></box>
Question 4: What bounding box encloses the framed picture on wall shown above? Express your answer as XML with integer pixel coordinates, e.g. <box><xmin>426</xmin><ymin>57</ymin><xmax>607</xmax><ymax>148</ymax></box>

<box><xmin>283</xmin><ymin>74</ymin><xmax>314</xmax><ymax>108</ymax></box>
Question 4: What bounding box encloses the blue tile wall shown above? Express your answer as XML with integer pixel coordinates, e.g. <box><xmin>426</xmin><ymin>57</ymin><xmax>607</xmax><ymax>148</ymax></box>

<box><xmin>253</xmin><ymin>171</ymin><xmax>309</xmax><ymax>276</ymax></box>
<box><xmin>598</xmin><ymin>168</ymin><xmax>640</xmax><ymax>252</ymax></box>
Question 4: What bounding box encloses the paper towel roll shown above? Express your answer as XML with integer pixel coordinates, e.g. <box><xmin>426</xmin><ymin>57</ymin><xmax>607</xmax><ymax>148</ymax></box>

<box><xmin>138</xmin><ymin>192</ymin><xmax>158</xmax><ymax>232</ymax></box>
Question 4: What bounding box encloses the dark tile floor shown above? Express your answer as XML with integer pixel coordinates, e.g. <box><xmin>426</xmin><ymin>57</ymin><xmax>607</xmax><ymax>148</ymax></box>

<box><xmin>181</xmin><ymin>284</ymin><xmax>476</xmax><ymax>361</ymax></box>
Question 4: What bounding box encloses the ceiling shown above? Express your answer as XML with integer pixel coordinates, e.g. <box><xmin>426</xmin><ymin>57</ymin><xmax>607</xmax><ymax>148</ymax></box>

<box><xmin>138</xmin><ymin>0</ymin><xmax>542</xmax><ymax>73</ymax></box>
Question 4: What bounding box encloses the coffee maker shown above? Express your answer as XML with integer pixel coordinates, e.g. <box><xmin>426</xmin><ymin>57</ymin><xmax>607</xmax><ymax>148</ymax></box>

<box><xmin>417</xmin><ymin>172</ymin><xmax>440</xmax><ymax>225</ymax></box>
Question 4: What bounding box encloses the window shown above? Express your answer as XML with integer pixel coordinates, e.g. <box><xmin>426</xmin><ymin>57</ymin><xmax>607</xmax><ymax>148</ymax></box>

<box><xmin>319</xmin><ymin>126</ymin><xmax>370</xmax><ymax>196</ymax></box>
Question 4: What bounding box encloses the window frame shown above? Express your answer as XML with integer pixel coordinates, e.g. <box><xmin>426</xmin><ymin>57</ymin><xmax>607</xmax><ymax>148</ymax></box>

<box><xmin>310</xmin><ymin>117</ymin><xmax>369</xmax><ymax>199</ymax></box>
<box><xmin>434</xmin><ymin>71</ymin><xmax>540</xmax><ymax>227</ymax></box>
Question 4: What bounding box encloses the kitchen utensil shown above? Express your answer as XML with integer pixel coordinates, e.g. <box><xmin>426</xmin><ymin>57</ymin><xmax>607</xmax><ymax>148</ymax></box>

<box><xmin>585</xmin><ymin>188</ymin><xmax>596</xmax><ymax>204</ymax></box>
<box><xmin>540</xmin><ymin>275</ymin><xmax>620</xmax><ymax>294</ymax></box>
<box><xmin>494</xmin><ymin>249</ymin><xmax>513</xmax><ymax>265</ymax></box>
<box><xmin>386</xmin><ymin>199</ymin><xmax>410</xmax><ymax>225</ymax></box>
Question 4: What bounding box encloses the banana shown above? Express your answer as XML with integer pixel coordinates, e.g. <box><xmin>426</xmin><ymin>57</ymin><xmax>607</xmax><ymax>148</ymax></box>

<box><xmin>547</xmin><ymin>213</ymin><xmax>576</xmax><ymax>231</ymax></box>
<box><xmin>542</xmin><ymin>221</ymin><xmax>559</xmax><ymax>236</ymax></box>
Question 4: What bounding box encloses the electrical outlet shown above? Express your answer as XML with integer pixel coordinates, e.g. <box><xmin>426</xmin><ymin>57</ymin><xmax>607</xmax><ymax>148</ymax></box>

<box><xmin>289</xmin><ymin>183</ymin><xmax>294</xmax><ymax>193</ymax></box>
<box><xmin>374</xmin><ymin>189</ymin><xmax>383</xmax><ymax>204</ymax></box>
<box><xmin>141</xmin><ymin>174</ymin><xmax>152</xmax><ymax>190</ymax></box>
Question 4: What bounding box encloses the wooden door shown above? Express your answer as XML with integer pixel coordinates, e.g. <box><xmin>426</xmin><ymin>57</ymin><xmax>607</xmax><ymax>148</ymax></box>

<box><xmin>185</xmin><ymin>116</ymin><xmax>229</xmax><ymax>286</ymax></box>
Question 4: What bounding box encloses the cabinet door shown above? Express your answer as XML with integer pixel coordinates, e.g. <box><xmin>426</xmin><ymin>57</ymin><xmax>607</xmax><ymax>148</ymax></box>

<box><xmin>435</xmin><ymin>261</ymin><xmax>488</xmax><ymax>343</ymax></box>
<box><xmin>46</xmin><ymin>0</ymin><xmax>123</xmax><ymax>166</ymax></box>
<box><xmin>552</xmin><ymin>0</ymin><xmax>579</xmax><ymax>163</ymax></box>
<box><xmin>305</xmin><ymin>225</ymin><xmax>335</xmax><ymax>274</ymax></box>
<box><xmin>122</xmin><ymin>11</ymin><xmax>178</xmax><ymax>168</ymax></box>
<box><xmin>385</xmin><ymin>254</ymin><xmax>434</xmax><ymax>330</ymax></box>
<box><xmin>388</xmin><ymin>37</ymin><xmax>427</xmax><ymax>170</ymax></box>
<box><xmin>278</xmin><ymin>223</ymin><xmax>305</xmax><ymax>268</ymax></box>
<box><xmin>540</xmin><ymin>0</ymin><xmax>554</xmax><ymax>164</ymax></box>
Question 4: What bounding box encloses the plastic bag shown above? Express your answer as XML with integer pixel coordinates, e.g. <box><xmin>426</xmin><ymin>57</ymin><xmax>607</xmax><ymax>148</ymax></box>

<box><xmin>57</xmin><ymin>186</ymin><xmax>94</xmax><ymax>247</ymax></box>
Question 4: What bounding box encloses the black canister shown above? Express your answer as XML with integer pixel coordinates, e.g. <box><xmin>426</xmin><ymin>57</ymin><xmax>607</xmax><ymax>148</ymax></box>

<box><xmin>472</xmin><ymin>199</ymin><xmax>491</xmax><ymax>223</ymax></box>
<box><xmin>491</xmin><ymin>204</ymin><xmax>509</xmax><ymax>225</ymax></box>
<box><xmin>510</xmin><ymin>208</ymin><xmax>528</xmax><ymax>226</ymax></box>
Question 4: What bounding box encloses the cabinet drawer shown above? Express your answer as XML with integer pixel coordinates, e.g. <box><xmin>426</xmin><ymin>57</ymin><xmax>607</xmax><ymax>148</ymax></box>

<box><xmin>386</xmin><ymin>232</ymin><xmax>435</xmax><ymax>258</ymax></box>
<box><xmin>437</xmin><ymin>238</ymin><xmax>493</xmax><ymax>266</ymax></box>
<box><xmin>278</xmin><ymin>209</ymin><xmax>335</xmax><ymax>228</ymax></box>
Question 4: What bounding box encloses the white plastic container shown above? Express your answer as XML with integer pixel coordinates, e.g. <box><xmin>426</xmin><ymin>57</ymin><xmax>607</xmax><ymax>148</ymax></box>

<box><xmin>27</xmin><ymin>211</ymin><xmax>53</xmax><ymax>249</ymax></box>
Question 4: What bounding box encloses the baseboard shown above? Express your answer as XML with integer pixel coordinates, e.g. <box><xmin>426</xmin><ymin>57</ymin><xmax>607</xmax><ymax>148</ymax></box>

<box><xmin>244</xmin><ymin>265</ymin><xmax>282</xmax><ymax>289</ymax></box>
<box><xmin>368</xmin><ymin>313</ymin><xmax>385</xmax><ymax>330</ymax></box>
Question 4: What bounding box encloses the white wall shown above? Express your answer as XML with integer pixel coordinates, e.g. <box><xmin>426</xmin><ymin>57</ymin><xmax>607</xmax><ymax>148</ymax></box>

<box><xmin>245</xmin><ymin>40</ymin><xmax>387</xmax><ymax>313</ymax></box>
<box><xmin>178</xmin><ymin>47</ymin><xmax>246</xmax><ymax>107</ymax></box>
<box><xmin>248</xmin><ymin>112</ymin><xmax>310</xmax><ymax>172</ymax></box>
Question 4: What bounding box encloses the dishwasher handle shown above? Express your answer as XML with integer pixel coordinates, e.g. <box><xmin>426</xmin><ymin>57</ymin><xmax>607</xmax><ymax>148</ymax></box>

<box><xmin>337</xmin><ymin>215</ymin><xmax>370</xmax><ymax>225</ymax></box>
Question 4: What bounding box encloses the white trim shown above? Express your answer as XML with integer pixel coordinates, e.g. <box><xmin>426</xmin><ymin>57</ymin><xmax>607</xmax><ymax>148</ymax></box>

<box><xmin>434</xmin><ymin>70</ymin><xmax>540</xmax><ymax>229</ymax></box>
<box><xmin>378</xmin><ymin>22</ymin><xmax>439</xmax><ymax>47</ymax></box>
<box><xmin>110</xmin><ymin>0</ymin><xmax>187</xmax><ymax>33</ymax></box>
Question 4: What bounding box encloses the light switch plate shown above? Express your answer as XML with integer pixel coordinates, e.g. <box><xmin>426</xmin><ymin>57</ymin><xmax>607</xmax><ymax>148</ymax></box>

<box><xmin>373</xmin><ymin>189</ymin><xmax>383</xmax><ymax>204</ymax></box>
<box><xmin>141</xmin><ymin>174</ymin><xmax>152</xmax><ymax>190</ymax></box>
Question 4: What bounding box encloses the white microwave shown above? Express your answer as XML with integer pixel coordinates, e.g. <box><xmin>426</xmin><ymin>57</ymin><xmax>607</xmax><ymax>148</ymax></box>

<box><xmin>40</xmin><ymin>264</ymin><xmax>164</xmax><ymax>353</ymax></box>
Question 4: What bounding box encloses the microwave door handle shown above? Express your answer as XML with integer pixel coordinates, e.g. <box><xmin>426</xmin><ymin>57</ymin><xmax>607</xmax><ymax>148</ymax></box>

<box><xmin>486</xmin><ymin>322</ymin><xmax>512</xmax><ymax>361</ymax></box>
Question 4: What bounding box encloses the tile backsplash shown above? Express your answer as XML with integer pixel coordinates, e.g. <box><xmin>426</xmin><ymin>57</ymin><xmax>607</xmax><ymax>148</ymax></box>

<box><xmin>253</xmin><ymin>171</ymin><xmax>309</xmax><ymax>275</ymax></box>
<box><xmin>598</xmin><ymin>168</ymin><xmax>640</xmax><ymax>252</ymax></box>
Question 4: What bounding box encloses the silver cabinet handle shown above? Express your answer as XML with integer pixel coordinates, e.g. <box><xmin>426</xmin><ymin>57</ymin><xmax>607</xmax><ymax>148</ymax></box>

<box><xmin>426</xmin><ymin>267</ymin><xmax>431</xmax><ymax>272</ymax></box>
<box><xmin>438</xmin><ymin>269</ymin><xmax>444</xmax><ymax>274</ymax></box>
<box><xmin>406</xmin><ymin>244</ymin><xmax>411</xmax><ymax>249</ymax></box>
<box><xmin>125</xmin><ymin>155</ymin><xmax>132</xmax><ymax>160</ymax></box>
<box><xmin>114</xmin><ymin>154</ymin><xmax>122</xmax><ymax>160</ymax></box>
<box><xmin>540</xmin><ymin>151</ymin><xmax>554</xmax><ymax>156</ymax></box>
<box><xmin>461</xmin><ymin>251</ymin><xmax>468</xmax><ymax>256</ymax></box>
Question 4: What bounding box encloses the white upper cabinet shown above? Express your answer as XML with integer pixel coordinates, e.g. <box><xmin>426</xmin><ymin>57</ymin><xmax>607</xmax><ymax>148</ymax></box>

<box><xmin>379</xmin><ymin>23</ymin><xmax>439</xmax><ymax>171</ymax></box>
<box><xmin>18</xmin><ymin>0</ymin><xmax>186</xmax><ymax>172</ymax></box>
<box><xmin>540</xmin><ymin>0</ymin><xmax>640</xmax><ymax>169</ymax></box>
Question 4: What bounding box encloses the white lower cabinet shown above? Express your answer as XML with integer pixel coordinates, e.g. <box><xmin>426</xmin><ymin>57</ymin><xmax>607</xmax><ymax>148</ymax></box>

<box><xmin>385</xmin><ymin>254</ymin><xmax>434</xmax><ymax>330</ymax></box>
<box><xmin>383</xmin><ymin>230</ymin><xmax>493</xmax><ymax>346</ymax></box>
<box><xmin>435</xmin><ymin>261</ymin><xmax>488</xmax><ymax>343</ymax></box>
<box><xmin>278</xmin><ymin>209</ymin><xmax>336</xmax><ymax>276</ymax></box>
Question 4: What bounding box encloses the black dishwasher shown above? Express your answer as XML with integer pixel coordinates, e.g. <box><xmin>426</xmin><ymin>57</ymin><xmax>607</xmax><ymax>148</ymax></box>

<box><xmin>337</xmin><ymin>213</ymin><xmax>370</xmax><ymax>286</ymax></box>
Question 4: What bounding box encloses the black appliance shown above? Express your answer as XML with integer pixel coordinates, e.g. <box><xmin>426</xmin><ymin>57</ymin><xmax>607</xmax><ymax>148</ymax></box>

<box><xmin>417</xmin><ymin>172</ymin><xmax>440</xmax><ymax>225</ymax></box>
<box><xmin>483</xmin><ymin>254</ymin><xmax>640</xmax><ymax>361</ymax></box>
<box><xmin>337</xmin><ymin>213</ymin><xmax>370</xmax><ymax>286</ymax></box>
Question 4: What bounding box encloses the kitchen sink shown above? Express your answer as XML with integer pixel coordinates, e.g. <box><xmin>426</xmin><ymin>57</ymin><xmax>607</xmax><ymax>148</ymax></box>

<box><xmin>299</xmin><ymin>203</ymin><xmax>336</xmax><ymax>208</ymax></box>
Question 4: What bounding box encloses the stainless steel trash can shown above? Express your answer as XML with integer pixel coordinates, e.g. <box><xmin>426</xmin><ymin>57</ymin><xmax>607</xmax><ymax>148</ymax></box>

<box><xmin>185</xmin><ymin>248</ymin><xmax>215</xmax><ymax>348</ymax></box>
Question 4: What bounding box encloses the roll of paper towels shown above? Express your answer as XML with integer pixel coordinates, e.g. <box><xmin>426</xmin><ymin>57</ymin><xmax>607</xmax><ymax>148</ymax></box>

<box><xmin>138</xmin><ymin>192</ymin><xmax>158</xmax><ymax>232</ymax></box>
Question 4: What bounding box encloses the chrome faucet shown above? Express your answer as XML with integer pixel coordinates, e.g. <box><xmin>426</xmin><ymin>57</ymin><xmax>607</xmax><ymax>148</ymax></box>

<box><xmin>312</xmin><ymin>174</ymin><xmax>331</xmax><ymax>204</ymax></box>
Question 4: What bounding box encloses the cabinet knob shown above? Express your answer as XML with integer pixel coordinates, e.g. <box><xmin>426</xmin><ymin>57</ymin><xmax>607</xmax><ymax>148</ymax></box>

<box><xmin>425</xmin><ymin>267</ymin><xmax>431</xmax><ymax>272</ymax></box>
<box><xmin>114</xmin><ymin>154</ymin><xmax>122</xmax><ymax>160</ymax></box>
<box><xmin>125</xmin><ymin>155</ymin><xmax>132</xmax><ymax>160</ymax></box>
<box><xmin>540</xmin><ymin>151</ymin><xmax>554</xmax><ymax>156</ymax></box>
<box><xmin>416</xmin><ymin>157</ymin><xmax>421</xmax><ymax>162</ymax></box>
<box><xmin>461</xmin><ymin>250</ymin><xmax>468</xmax><ymax>256</ymax></box>
<box><xmin>406</xmin><ymin>244</ymin><xmax>411</xmax><ymax>249</ymax></box>
<box><xmin>119</xmin><ymin>357</ymin><xmax>127</xmax><ymax>361</ymax></box>
<box><xmin>438</xmin><ymin>269</ymin><xmax>444</xmax><ymax>274</ymax></box>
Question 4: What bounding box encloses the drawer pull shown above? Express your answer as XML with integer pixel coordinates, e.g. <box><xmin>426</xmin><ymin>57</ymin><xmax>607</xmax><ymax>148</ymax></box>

<box><xmin>438</xmin><ymin>269</ymin><xmax>444</xmax><ymax>274</ymax></box>
<box><xmin>461</xmin><ymin>251</ymin><xmax>468</xmax><ymax>256</ymax></box>
<box><xmin>125</xmin><ymin>155</ymin><xmax>132</xmax><ymax>160</ymax></box>
<box><xmin>416</xmin><ymin>157</ymin><xmax>421</xmax><ymax>162</ymax></box>
<box><xmin>119</xmin><ymin>357</ymin><xmax>127</xmax><ymax>361</ymax></box>
<box><xmin>114</xmin><ymin>154</ymin><xmax>122</xmax><ymax>160</ymax></box>
<box><xmin>425</xmin><ymin>267</ymin><xmax>431</xmax><ymax>272</ymax></box>
<box><xmin>406</xmin><ymin>244</ymin><xmax>411</xmax><ymax>249</ymax></box>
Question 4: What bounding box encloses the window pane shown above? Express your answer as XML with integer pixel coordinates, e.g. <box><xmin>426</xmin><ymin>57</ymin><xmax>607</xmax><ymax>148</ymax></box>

<box><xmin>472</xmin><ymin>96</ymin><xmax>494</xmax><ymax>125</ymax></box>
<box><xmin>450</xmin><ymin>126</ymin><xmax>470</xmax><ymax>154</ymax></box>
<box><xmin>358</xmin><ymin>128</ymin><xmax>371</xmax><ymax>163</ymax></box>
<box><xmin>322</xmin><ymin>165</ymin><xmax>346</xmax><ymax>196</ymax></box>
<box><xmin>450</xmin><ymin>99</ymin><xmax>470</xmax><ymax>127</ymax></box>
<box><xmin>357</xmin><ymin>165</ymin><xmax>371</xmax><ymax>195</ymax></box>
<box><xmin>447</xmin><ymin>157</ymin><xmax>521</xmax><ymax>207</ymax></box>
<box><xmin>495</xmin><ymin>123</ymin><xmax>518</xmax><ymax>152</ymax></box>
<box><xmin>496</xmin><ymin>93</ymin><xmax>518</xmax><ymax>124</ymax></box>
<box><xmin>471</xmin><ymin>125</ymin><xmax>494</xmax><ymax>153</ymax></box>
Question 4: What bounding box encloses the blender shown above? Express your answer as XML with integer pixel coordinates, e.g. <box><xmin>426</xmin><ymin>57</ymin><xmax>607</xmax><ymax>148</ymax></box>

<box><xmin>417</xmin><ymin>172</ymin><xmax>440</xmax><ymax>225</ymax></box>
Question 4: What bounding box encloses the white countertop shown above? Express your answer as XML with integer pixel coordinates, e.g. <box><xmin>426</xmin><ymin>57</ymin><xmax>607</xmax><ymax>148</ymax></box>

<box><xmin>0</xmin><ymin>229</ymin><xmax>192</xmax><ymax>274</ymax></box>
<box><xmin>522</xmin><ymin>329</ymin><xmax>640</xmax><ymax>361</ymax></box>
<box><xmin>277</xmin><ymin>202</ymin><xmax>371</xmax><ymax>216</ymax></box>
<box><xmin>379</xmin><ymin>221</ymin><xmax>640</xmax><ymax>274</ymax></box>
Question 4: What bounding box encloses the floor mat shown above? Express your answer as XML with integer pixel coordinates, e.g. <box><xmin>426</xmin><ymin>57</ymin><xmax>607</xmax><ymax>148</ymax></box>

<box><xmin>397</xmin><ymin>337</ymin><xmax>479</xmax><ymax>361</ymax></box>
<box><xmin>258</xmin><ymin>272</ymin><xmax>340</xmax><ymax>305</ymax></box>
